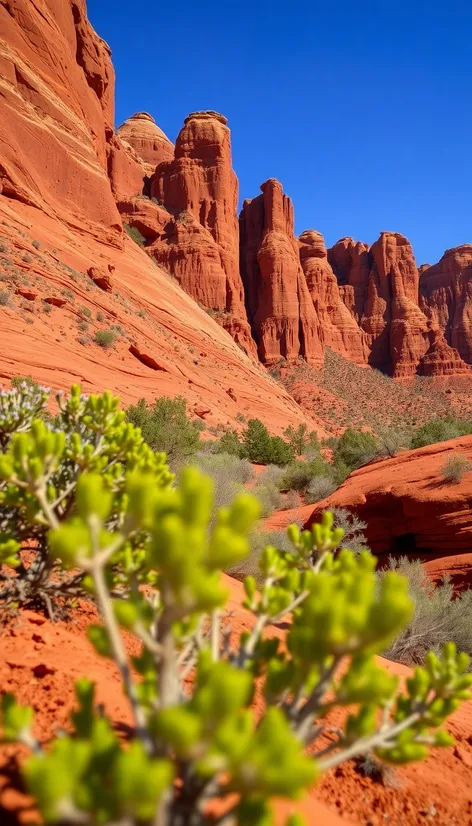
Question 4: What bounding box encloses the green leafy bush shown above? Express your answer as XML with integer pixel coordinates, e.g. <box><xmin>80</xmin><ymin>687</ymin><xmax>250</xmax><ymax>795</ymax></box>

<box><xmin>94</xmin><ymin>329</ymin><xmax>116</xmax><ymax>349</ymax></box>
<box><xmin>440</xmin><ymin>453</ymin><xmax>472</xmax><ymax>483</ymax></box>
<box><xmin>213</xmin><ymin>427</ymin><xmax>245</xmax><ymax>457</ymax></box>
<box><xmin>126</xmin><ymin>396</ymin><xmax>201</xmax><ymax>468</ymax></box>
<box><xmin>243</xmin><ymin>419</ymin><xmax>294</xmax><ymax>466</ymax></box>
<box><xmin>0</xmin><ymin>384</ymin><xmax>471</xmax><ymax>826</ymax></box>
<box><xmin>0</xmin><ymin>383</ymin><xmax>172</xmax><ymax>613</ymax></box>
<box><xmin>411</xmin><ymin>417</ymin><xmax>472</xmax><ymax>449</ymax></box>
<box><xmin>333</xmin><ymin>428</ymin><xmax>380</xmax><ymax>471</ymax></box>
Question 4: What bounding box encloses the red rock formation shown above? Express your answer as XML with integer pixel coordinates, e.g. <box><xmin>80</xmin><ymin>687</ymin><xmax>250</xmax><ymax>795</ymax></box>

<box><xmin>107</xmin><ymin>135</ymin><xmax>146</xmax><ymax>202</ymax></box>
<box><xmin>240</xmin><ymin>180</ymin><xmax>323</xmax><ymax>365</ymax></box>
<box><xmin>0</xmin><ymin>0</ymin><xmax>121</xmax><ymax>240</ymax></box>
<box><xmin>419</xmin><ymin>245</ymin><xmax>472</xmax><ymax>365</ymax></box>
<box><xmin>149</xmin><ymin>111</ymin><xmax>256</xmax><ymax>356</ymax></box>
<box><xmin>328</xmin><ymin>237</ymin><xmax>371</xmax><ymax>322</ymax></box>
<box><xmin>305</xmin><ymin>436</ymin><xmax>472</xmax><ymax>558</ymax></box>
<box><xmin>298</xmin><ymin>230</ymin><xmax>368</xmax><ymax>365</ymax></box>
<box><xmin>116</xmin><ymin>112</ymin><xmax>174</xmax><ymax>176</ymax></box>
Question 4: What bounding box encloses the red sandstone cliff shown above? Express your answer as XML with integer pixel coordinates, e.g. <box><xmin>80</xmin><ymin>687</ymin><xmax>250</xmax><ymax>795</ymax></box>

<box><xmin>298</xmin><ymin>230</ymin><xmax>368</xmax><ymax>365</ymax></box>
<box><xmin>240</xmin><ymin>179</ymin><xmax>323</xmax><ymax>365</ymax></box>
<box><xmin>0</xmin><ymin>0</ymin><xmax>121</xmax><ymax>241</ymax></box>
<box><xmin>139</xmin><ymin>111</ymin><xmax>256</xmax><ymax>356</ymax></box>
<box><xmin>419</xmin><ymin>245</ymin><xmax>472</xmax><ymax>365</ymax></box>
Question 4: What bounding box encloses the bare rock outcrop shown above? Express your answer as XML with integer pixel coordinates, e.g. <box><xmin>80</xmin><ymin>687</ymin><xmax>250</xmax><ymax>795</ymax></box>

<box><xmin>298</xmin><ymin>230</ymin><xmax>368</xmax><ymax>364</ymax></box>
<box><xmin>116</xmin><ymin>112</ymin><xmax>174</xmax><ymax>176</ymax></box>
<box><xmin>240</xmin><ymin>179</ymin><xmax>323</xmax><ymax>365</ymax></box>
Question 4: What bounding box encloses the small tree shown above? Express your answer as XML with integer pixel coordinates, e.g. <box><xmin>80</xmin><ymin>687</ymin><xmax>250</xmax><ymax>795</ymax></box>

<box><xmin>243</xmin><ymin>418</ymin><xmax>273</xmax><ymax>464</ymax></box>
<box><xmin>126</xmin><ymin>396</ymin><xmax>201</xmax><ymax>467</ymax></box>
<box><xmin>284</xmin><ymin>424</ymin><xmax>320</xmax><ymax>456</ymax></box>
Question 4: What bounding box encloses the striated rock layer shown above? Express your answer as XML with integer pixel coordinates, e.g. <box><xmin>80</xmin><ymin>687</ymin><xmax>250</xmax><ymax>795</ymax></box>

<box><xmin>0</xmin><ymin>0</ymin><xmax>121</xmax><ymax>241</ymax></box>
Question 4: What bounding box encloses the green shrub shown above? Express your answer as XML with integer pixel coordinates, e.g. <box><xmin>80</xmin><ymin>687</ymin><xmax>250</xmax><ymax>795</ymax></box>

<box><xmin>331</xmin><ymin>507</ymin><xmax>369</xmax><ymax>554</ymax></box>
<box><xmin>281</xmin><ymin>456</ymin><xmax>331</xmax><ymax>492</ymax></box>
<box><xmin>124</xmin><ymin>223</ymin><xmax>146</xmax><ymax>248</ymax></box>
<box><xmin>283</xmin><ymin>423</ymin><xmax>320</xmax><ymax>456</ymax></box>
<box><xmin>79</xmin><ymin>305</ymin><xmax>92</xmax><ymax>320</ymax></box>
<box><xmin>213</xmin><ymin>427</ymin><xmax>244</xmax><ymax>457</ymax></box>
<box><xmin>440</xmin><ymin>453</ymin><xmax>472</xmax><ymax>483</ymax></box>
<box><xmin>382</xmin><ymin>557</ymin><xmax>472</xmax><ymax>665</ymax></box>
<box><xmin>126</xmin><ymin>396</ymin><xmax>200</xmax><ymax>467</ymax></box>
<box><xmin>243</xmin><ymin>419</ymin><xmax>294</xmax><ymax>466</ymax></box>
<box><xmin>411</xmin><ymin>417</ymin><xmax>472</xmax><ymax>449</ymax></box>
<box><xmin>94</xmin><ymin>328</ymin><xmax>116</xmax><ymax>349</ymax></box>
<box><xmin>334</xmin><ymin>428</ymin><xmax>380</xmax><ymax>471</ymax></box>
<box><xmin>0</xmin><ymin>385</ymin><xmax>471</xmax><ymax>826</ymax></box>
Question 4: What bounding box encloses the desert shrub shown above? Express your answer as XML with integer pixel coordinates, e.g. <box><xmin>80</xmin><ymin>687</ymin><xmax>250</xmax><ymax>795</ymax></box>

<box><xmin>126</xmin><ymin>396</ymin><xmax>200</xmax><ymax>467</ymax></box>
<box><xmin>333</xmin><ymin>428</ymin><xmax>380</xmax><ymax>471</ymax></box>
<box><xmin>243</xmin><ymin>419</ymin><xmax>294</xmax><ymax>466</ymax></box>
<box><xmin>252</xmin><ymin>482</ymin><xmax>283</xmax><ymax>517</ymax></box>
<box><xmin>305</xmin><ymin>476</ymin><xmax>337</xmax><ymax>504</ymax></box>
<box><xmin>32</xmin><ymin>240</ymin><xmax>40</xmax><ymax>249</ymax></box>
<box><xmin>124</xmin><ymin>223</ymin><xmax>146</xmax><ymax>247</ymax></box>
<box><xmin>227</xmin><ymin>529</ymin><xmax>296</xmax><ymax>582</ymax></box>
<box><xmin>283</xmin><ymin>423</ymin><xmax>320</xmax><ymax>456</ymax></box>
<box><xmin>94</xmin><ymin>328</ymin><xmax>116</xmax><ymax>349</ymax></box>
<box><xmin>281</xmin><ymin>489</ymin><xmax>300</xmax><ymax>510</ymax></box>
<box><xmin>79</xmin><ymin>305</ymin><xmax>92</xmax><ymax>320</ymax></box>
<box><xmin>213</xmin><ymin>427</ymin><xmax>244</xmax><ymax>457</ymax></box>
<box><xmin>193</xmin><ymin>453</ymin><xmax>254</xmax><ymax>489</ymax></box>
<box><xmin>1</xmin><ymin>438</ymin><xmax>470</xmax><ymax>826</ymax></box>
<box><xmin>382</xmin><ymin>558</ymin><xmax>472</xmax><ymax>665</ymax></box>
<box><xmin>257</xmin><ymin>463</ymin><xmax>287</xmax><ymax>489</ymax></box>
<box><xmin>376</xmin><ymin>426</ymin><xmax>411</xmax><ymax>457</ymax></box>
<box><xmin>411</xmin><ymin>417</ymin><xmax>472</xmax><ymax>449</ymax></box>
<box><xmin>440</xmin><ymin>453</ymin><xmax>472</xmax><ymax>483</ymax></box>
<box><xmin>281</xmin><ymin>456</ymin><xmax>331</xmax><ymax>492</ymax></box>
<box><xmin>96</xmin><ymin>311</ymin><xmax>104</xmax><ymax>322</ymax></box>
<box><xmin>331</xmin><ymin>507</ymin><xmax>370</xmax><ymax>554</ymax></box>
<box><xmin>0</xmin><ymin>289</ymin><xmax>10</xmax><ymax>306</ymax></box>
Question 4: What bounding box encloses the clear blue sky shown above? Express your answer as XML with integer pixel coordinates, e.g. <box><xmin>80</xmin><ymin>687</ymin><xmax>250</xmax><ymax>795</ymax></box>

<box><xmin>88</xmin><ymin>0</ymin><xmax>472</xmax><ymax>265</ymax></box>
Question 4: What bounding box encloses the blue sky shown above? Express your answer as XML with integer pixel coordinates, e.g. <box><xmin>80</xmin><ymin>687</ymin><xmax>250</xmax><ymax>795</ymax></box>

<box><xmin>88</xmin><ymin>0</ymin><xmax>472</xmax><ymax>264</ymax></box>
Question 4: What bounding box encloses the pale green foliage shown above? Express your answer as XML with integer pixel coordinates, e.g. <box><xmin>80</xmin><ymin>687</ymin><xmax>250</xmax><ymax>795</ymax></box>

<box><xmin>382</xmin><ymin>557</ymin><xmax>472</xmax><ymax>665</ymax></box>
<box><xmin>0</xmin><ymin>382</ymin><xmax>172</xmax><ymax>612</ymax></box>
<box><xmin>0</xmin><ymin>385</ymin><xmax>471</xmax><ymax>826</ymax></box>
<box><xmin>440</xmin><ymin>452</ymin><xmax>472</xmax><ymax>483</ymax></box>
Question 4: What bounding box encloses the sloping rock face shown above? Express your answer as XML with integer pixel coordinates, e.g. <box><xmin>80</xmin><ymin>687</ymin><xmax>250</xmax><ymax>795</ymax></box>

<box><xmin>240</xmin><ymin>180</ymin><xmax>323</xmax><ymax>365</ymax></box>
<box><xmin>299</xmin><ymin>230</ymin><xmax>368</xmax><ymax>365</ymax></box>
<box><xmin>148</xmin><ymin>111</ymin><xmax>256</xmax><ymax>356</ymax></box>
<box><xmin>0</xmin><ymin>0</ymin><xmax>121</xmax><ymax>241</ymax></box>
<box><xmin>419</xmin><ymin>245</ymin><xmax>472</xmax><ymax>365</ymax></box>
<box><xmin>305</xmin><ymin>436</ymin><xmax>472</xmax><ymax>558</ymax></box>
<box><xmin>116</xmin><ymin>112</ymin><xmax>174</xmax><ymax>176</ymax></box>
